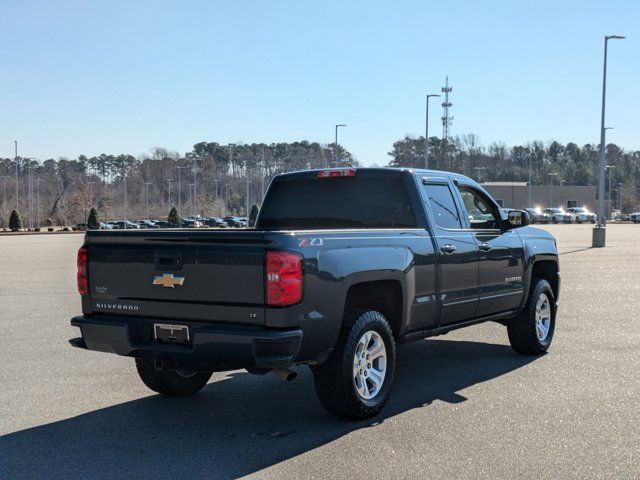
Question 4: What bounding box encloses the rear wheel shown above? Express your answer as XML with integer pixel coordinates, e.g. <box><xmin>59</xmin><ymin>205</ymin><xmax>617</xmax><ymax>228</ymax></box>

<box><xmin>552</xmin><ymin>217</ymin><xmax>558</xmax><ymax>224</ymax></box>
<box><xmin>576</xmin><ymin>216</ymin><xmax>583</xmax><ymax>224</ymax></box>
<box><xmin>135</xmin><ymin>358</ymin><xmax>213</xmax><ymax>396</ymax></box>
<box><xmin>508</xmin><ymin>278</ymin><xmax>556</xmax><ymax>354</ymax></box>
<box><xmin>311</xmin><ymin>310</ymin><xmax>396</xmax><ymax>420</ymax></box>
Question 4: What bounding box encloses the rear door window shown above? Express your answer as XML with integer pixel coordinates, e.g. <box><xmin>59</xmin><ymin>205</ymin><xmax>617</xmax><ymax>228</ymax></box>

<box><xmin>423</xmin><ymin>184</ymin><xmax>462</xmax><ymax>229</ymax></box>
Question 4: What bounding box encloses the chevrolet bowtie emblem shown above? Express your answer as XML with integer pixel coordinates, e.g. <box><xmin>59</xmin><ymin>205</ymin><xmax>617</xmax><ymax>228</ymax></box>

<box><xmin>153</xmin><ymin>273</ymin><xmax>185</xmax><ymax>288</ymax></box>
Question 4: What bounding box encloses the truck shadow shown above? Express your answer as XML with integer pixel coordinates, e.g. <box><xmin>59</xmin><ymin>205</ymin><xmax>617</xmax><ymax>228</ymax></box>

<box><xmin>2</xmin><ymin>339</ymin><xmax>538</xmax><ymax>479</ymax></box>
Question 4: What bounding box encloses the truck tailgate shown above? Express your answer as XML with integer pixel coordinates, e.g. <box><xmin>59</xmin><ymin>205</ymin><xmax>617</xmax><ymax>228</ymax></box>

<box><xmin>84</xmin><ymin>230</ymin><xmax>266</xmax><ymax>325</ymax></box>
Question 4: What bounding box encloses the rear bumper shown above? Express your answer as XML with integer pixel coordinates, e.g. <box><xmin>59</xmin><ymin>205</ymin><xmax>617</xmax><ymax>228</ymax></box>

<box><xmin>70</xmin><ymin>315</ymin><xmax>303</xmax><ymax>371</ymax></box>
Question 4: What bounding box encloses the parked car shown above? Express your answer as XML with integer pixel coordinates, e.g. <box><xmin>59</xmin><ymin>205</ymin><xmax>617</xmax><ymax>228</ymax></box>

<box><xmin>224</xmin><ymin>216</ymin><xmax>246</xmax><ymax>228</ymax></box>
<box><xmin>524</xmin><ymin>208</ymin><xmax>550</xmax><ymax>224</ymax></box>
<box><xmin>76</xmin><ymin>223</ymin><xmax>88</xmax><ymax>231</ymax></box>
<box><xmin>203</xmin><ymin>217</ymin><xmax>227</xmax><ymax>228</ymax></box>
<box><xmin>70</xmin><ymin>167</ymin><xmax>560</xmax><ymax>420</ymax></box>
<box><xmin>630</xmin><ymin>212</ymin><xmax>640</xmax><ymax>223</ymax></box>
<box><xmin>566</xmin><ymin>207</ymin><xmax>596</xmax><ymax>224</ymax></box>
<box><xmin>99</xmin><ymin>222</ymin><xmax>112</xmax><ymax>230</ymax></box>
<box><xmin>542</xmin><ymin>208</ymin><xmax>572</xmax><ymax>224</ymax></box>
<box><xmin>155</xmin><ymin>221</ymin><xmax>172</xmax><ymax>228</ymax></box>
<box><xmin>108</xmin><ymin>220</ymin><xmax>140</xmax><ymax>230</ymax></box>
<box><xmin>180</xmin><ymin>218</ymin><xmax>203</xmax><ymax>228</ymax></box>
<box><xmin>138</xmin><ymin>220</ymin><xmax>160</xmax><ymax>229</ymax></box>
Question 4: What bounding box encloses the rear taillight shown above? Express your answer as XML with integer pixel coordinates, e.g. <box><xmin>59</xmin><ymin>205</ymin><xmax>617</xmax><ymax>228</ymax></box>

<box><xmin>77</xmin><ymin>247</ymin><xmax>89</xmax><ymax>296</ymax></box>
<box><xmin>266</xmin><ymin>251</ymin><xmax>303</xmax><ymax>306</ymax></box>
<box><xmin>317</xmin><ymin>169</ymin><xmax>356</xmax><ymax>178</ymax></box>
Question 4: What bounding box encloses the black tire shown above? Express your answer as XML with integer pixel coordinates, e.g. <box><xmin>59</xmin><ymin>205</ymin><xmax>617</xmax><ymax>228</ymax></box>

<box><xmin>508</xmin><ymin>278</ymin><xmax>556</xmax><ymax>355</ymax></box>
<box><xmin>135</xmin><ymin>358</ymin><xmax>213</xmax><ymax>396</ymax></box>
<box><xmin>311</xmin><ymin>310</ymin><xmax>396</xmax><ymax>420</ymax></box>
<box><xmin>552</xmin><ymin>217</ymin><xmax>558</xmax><ymax>224</ymax></box>
<box><xmin>576</xmin><ymin>216</ymin><xmax>583</xmax><ymax>224</ymax></box>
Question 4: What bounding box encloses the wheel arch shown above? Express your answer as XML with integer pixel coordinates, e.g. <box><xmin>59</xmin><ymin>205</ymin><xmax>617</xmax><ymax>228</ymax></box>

<box><xmin>343</xmin><ymin>279</ymin><xmax>405</xmax><ymax>338</ymax></box>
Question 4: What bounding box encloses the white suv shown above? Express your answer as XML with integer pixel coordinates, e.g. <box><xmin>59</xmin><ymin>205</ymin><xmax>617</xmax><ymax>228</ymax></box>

<box><xmin>567</xmin><ymin>207</ymin><xmax>596</xmax><ymax>224</ymax></box>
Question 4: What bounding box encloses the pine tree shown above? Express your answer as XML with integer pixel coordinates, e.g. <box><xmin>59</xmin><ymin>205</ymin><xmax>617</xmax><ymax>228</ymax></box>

<box><xmin>87</xmin><ymin>208</ymin><xmax>100</xmax><ymax>230</ymax></box>
<box><xmin>168</xmin><ymin>207</ymin><xmax>180</xmax><ymax>227</ymax></box>
<box><xmin>9</xmin><ymin>210</ymin><xmax>22</xmax><ymax>232</ymax></box>
<box><xmin>249</xmin><ymin>203</ymin><xmax>260</xmax><ymax>227</ymax></box>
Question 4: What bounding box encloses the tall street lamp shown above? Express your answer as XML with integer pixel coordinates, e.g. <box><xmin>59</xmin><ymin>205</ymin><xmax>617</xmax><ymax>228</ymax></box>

<box><xmin>176</xmin><ymin>166</ymin><xmax>186</xmax><ymax>226</ymax></box>
<box><xmin>594</xmin><ymin>34</ymin><xmax>625</xmax><ymax>247</ymax></box>
<box><xmin>13</xmin><ymin>141</ymin><xmax>18</xmax><ymax>211</ymax></box>
<box><xmin>547</xmin><ymin>173</ymin><xmax>558</xmax><ymax>207</ymax></box>
<box><xmin>145</xmin><ymin>182</ymin><xmax>151</xmax><ymax>220</ymax></box>
<box><xmin>246</xmin><ymin>177</ymin><xmax>252</xmax><ymax>218</ymax></box>
<box><xmin>528</xmin><ymin>153</ymin><xmax>533</xmax><ymax>208</ymax></box>
<box><xmin>425</xmin><ymin>94</ymin><xmax>440</xmax><ymax>169</ymax></box>
<box><xmin>166</xmin><ymin>179</ymin><xmax>173</xmax><ymax>208</ymax></box>
<box><xmin>334</xmin><ymin>124</ymin><xmax>347</xmax><ymax>167</ymax></box>
<box><xmin>605</xmin><ymin>165</ymin><xmax>616</xmax><ymax>219</ymax></box>
<box><xmin>0</xmin><ymin>176</ymin><xmax>7</xmax><ymax>226</ymax></box>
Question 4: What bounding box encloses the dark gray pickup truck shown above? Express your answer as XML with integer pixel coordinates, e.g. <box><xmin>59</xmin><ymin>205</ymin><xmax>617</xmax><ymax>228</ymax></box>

<box><xmin>70</xmin><ymin>168</ymin><xmax>560</xmax><ymax>419</ymax></box>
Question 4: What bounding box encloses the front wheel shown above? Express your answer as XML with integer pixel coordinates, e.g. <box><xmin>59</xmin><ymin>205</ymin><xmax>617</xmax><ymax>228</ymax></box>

<box><xmin>135</xmin><ymin>358</ymin><xmax>213</xmax><ymax>396</ymax></box>
<box><xmin>552</xmin><ymin>217</ymin><xmax>558</xmax><ymax>224</ymax></box>
<box><xmin>576</xmin><ymin>216</ymin><xmax>583</xmax><ymax>224</ymax></box>
<box><xmin>311</xmin><ymin>310</ymin><xmax>396</xmax><ymax>420</ymax></box>
<box><xmin>508</xmin><ymin>278</ymin><xmax>556</xmax><ymax>355</ymax></box>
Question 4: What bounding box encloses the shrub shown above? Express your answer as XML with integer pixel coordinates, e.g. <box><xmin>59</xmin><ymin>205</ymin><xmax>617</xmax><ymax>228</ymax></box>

<box><xmin>9</xmin><ymin>210</ymin><xmax>22</xmax><ymax>231</ymax></box>
<box><xmin>168</xmin><ymin>207</ymin><xmax>180</xmax><ymax>227</ymax></box>
<box><xmin>87</xmin><ymin>207</ymin><xmax>100</xmax><ymax>230</ymax></box>
<box><xmin>249</xmin><ymin>203</ymin><xmax>260</xmax><ymax>227</ymax></box>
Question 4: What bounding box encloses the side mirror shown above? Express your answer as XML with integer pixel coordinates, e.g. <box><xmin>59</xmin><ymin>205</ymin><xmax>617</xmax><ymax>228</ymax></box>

<box><xmin>506</xmin><ymin>210</ymin><xmax>530</xmax><ymax>228</ymax></box>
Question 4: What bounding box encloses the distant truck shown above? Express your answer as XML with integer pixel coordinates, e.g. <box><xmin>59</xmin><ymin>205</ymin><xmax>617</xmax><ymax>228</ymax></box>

<box><xmin>70</xmin><ymin>168</ymin><xmax>560</xmax><ymax>419</ymax></box>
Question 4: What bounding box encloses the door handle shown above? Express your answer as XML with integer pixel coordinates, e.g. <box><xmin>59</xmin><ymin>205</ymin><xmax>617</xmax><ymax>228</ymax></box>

<box><xmin>440</xmin><ymin>244</ymin><xmax>457</xmax><ymax>254</ymax></box>
<box><xmin>478</xmin><ymin>242</ymin><xmax>492</xmax><ymax>252</ymax></box>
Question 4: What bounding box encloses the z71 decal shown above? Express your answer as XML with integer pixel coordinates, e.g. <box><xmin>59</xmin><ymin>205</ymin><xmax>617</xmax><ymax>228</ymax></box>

<box><xmin>298</xmin><ymin>237</ymin><xmax>324</xmax><ymax>247</ymax></box>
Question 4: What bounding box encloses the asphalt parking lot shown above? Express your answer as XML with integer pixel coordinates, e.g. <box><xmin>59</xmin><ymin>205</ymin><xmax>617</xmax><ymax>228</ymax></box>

<box><xmin>1</xmin><ymin>225</ymin><xmax>639</xmax><ymax>479</ymax></box>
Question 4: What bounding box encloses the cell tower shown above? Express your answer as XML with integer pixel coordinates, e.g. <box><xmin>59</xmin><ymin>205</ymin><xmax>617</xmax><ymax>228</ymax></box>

<box><xmin>441</xmin><ymin>76</ymin><xmax>453</xmax><ymax>139</ymax></box>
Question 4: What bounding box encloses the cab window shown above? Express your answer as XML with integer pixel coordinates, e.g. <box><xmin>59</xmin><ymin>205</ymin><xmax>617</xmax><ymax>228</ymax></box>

<box><xmin>456</xmin><ymin>185</ymin><xmax>501</xmax><ymax>229</ymax></box>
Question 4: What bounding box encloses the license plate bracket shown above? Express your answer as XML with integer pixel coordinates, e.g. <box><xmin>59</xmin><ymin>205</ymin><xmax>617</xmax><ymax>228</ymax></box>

<box><xmin>153</xmin><ymin>323</ymin><xmax>190</xmax><ymax>346</ymax></box>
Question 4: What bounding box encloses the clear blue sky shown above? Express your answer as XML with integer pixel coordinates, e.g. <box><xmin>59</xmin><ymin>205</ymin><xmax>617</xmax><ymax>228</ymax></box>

<box><xmin>1</xmin><ymin>0</ymin><xmax>638</xmax><ymax>166</ymax></box>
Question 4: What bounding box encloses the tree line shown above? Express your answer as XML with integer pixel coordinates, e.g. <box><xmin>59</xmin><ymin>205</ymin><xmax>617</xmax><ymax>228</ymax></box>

<box><xmin>0</xmin><ymin>141</ymin><xmax>356</xmax><ymax>228</ymax></box>
<box><xmin>0</xmin><ymin>135</ymin><xmax>638</xmax><ymax>228</ymax></box>
<box><xmin>389</xmin><ymin>135</ymin><xmax>640</xmax><ymax>211</ymax></box>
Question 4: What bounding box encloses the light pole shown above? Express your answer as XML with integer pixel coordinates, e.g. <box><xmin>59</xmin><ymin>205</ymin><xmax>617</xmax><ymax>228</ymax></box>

<box><xmin>605</xmin><ymin>165</ymin><xmax>616</xmax><ymax>219</ymax></box>
<box><xmin>246</xmin><ymin>177</ymin><xmax>252</xmax><ymax>218</ymax></box>
<box><xmin>334</xmin><ymin>124</ymin><xmax>346</xmax><ymax>167</ymax></box>
<box><xmin>547</xmin><ymin>173</ymin><xmax>558</xmax><ymax>207</ymax></box>
<box><xmin>123</xmin><ymin>173</ymin><xmax>127</xmax><ymax>221</ymax></box>
<box><xmin>36</xmin><ymin>179</ymin><xmax>41</xmax><ymax>228</ymax></box>
<box><xmin>594</xmin><ymin>34</ymin><xmax>625</xmax><ymax>247</ymax></box>
<box><xmin>166</xmin><ymin>179</ymin><xmax>173</xmax><ymax>208</ymax></box>
<box><xmin>0</xmin><ymin>176</ymin><xmax>7</xmax><ymax>227</ymax></box>
<box><xmin>188</xmin><ymin>183</ymin><xmax>194</xmax><ymax>217</ymax></box>
<box><xmin>86</xmin><ymin>181</ymin><xmax>95</xmax><ymax>224</ymax></box>
<box><xmin>425</xmin><ymin>94</ymin><xmax>440</xmax><ymax>169</ymax></box>
<box><xmin>261</xmin><ymin>148</ymin><xmax>266</xmax><ymax>200</ymax></box>
<box><xmin>14</xmin><ymin>141</ymin><xmax>18</xmax><ymax>211</ymax></box>
<box><xmin>214</xmin><ymin>179</ymin><xmax>221</xmax><ymax>215</ymax></box>
<box><xmin>145</xmin><ymin>182</ymin><xmax>151</xmax><ymax>220</ymax></box>
<box><xmin>528</xmin><ymin>153</ymin><xmax>533</xmax><ymax>207</ymax></box>
<box><xmin>25</xmin><ymin>160</ymin><xmax>35</xmax><ymax>230</ymax></box>
<box><xmin>176</xmin><ymin>166</ymin><xmax>185</xmax><ymax>226</ymax></box>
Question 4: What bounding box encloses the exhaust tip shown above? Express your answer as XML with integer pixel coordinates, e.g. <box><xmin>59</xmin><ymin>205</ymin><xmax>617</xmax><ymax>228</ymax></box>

<box><xmin>273</xmin><ymin>368</ymin><xmax>297</xmax><ymax>382</ymax></box>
